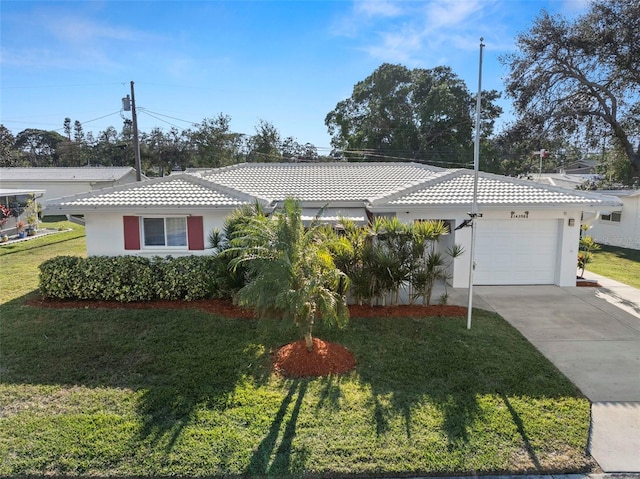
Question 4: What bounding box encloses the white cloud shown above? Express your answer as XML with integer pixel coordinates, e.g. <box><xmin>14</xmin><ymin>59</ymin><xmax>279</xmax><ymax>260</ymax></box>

<box><xmin>561</xmin><ymin>0</ymin><xmax>590</xmax><ymax>15</ymax></box>
<box><xmin>423</xmin><ymin>0</ymin><xmax>485</xmax><ymax>29</ymax></box>
<box><xmin>363</xmin><ymin>26</ymin><xmax>424</xmax><ymax>64</ymax></box>
<box><xmin>1</xmin><ymin>6</ymin><xmax>168</xmax><ymax>72</ymax></box>
<box><xmin>47</xmin><ymin>16</ymin><xmax>136</xmax><ymax>44</ymax></box>
<box><xmin>354</xmin><ymin>0</ymin><xmax>404</xmax><ymax>18</ymax></box>
<box><xmin>336</xmin><ymin>0</ymin><xmax>507</xmax><ymax>65</ymax></box>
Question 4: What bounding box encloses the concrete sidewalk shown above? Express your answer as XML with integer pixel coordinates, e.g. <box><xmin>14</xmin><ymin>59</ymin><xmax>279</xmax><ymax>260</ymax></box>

<box><xmin>416</xmin><ymin>475</ymin><xmax>640</xmax><ymax>479</ymax></box>
<box><xmin>443</xmin><ymin>275</ymin><xmax>640</xmax><ymax>473</ymax></box>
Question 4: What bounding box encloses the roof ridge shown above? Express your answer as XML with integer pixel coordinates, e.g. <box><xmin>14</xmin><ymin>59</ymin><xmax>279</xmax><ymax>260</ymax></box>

<box><xmin>185</xmin><ymin>172</ymin><xmax>273</xmax><ymax>206</ymax></box>
<box><xmin>369</xmin><ymin>168</ymin><xmax>461</xmax><ymax>205</ymax></box>
<box><xmin>199</xmin><ymin>161</ymin><xmax>440</xmax><ymax>170</ymax></box>
<box><xmin>473</xmin><ymin>169</ymin><xmax>626</xmax><ymax>203</ymax></box>
<box><xmin>45</xmin><ymin>174</ymin><xmax>181</xmax><ymax>205</ymax></box>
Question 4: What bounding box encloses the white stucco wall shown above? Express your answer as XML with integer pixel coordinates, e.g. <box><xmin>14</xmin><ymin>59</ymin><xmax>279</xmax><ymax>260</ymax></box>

<box><xmin>556</xmin><ymin>213</ymin><xmax>582</xmax><ymax>286</ymax></box>
<box><xmin>81</xmin><ymin>204</ymin><xmax>587</xmax><ymax>287</ymax></box>
<box><xmin>83</xmin><ymin>210</ymin><xmax>231</xmax><ymax>257</ymax></box>
<box><xmin>587</xmin><ymin>195</ymin><xmax>640</xmax><ymax>250</ymax></box>
<box><xmin>393</xmin><ymin>207</ymin><xmax>583</xmax><ymax>288</ymax></box>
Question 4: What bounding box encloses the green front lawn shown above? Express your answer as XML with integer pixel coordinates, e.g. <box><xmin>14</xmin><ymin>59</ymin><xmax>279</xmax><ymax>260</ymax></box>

<box><xmin>1</xmin><ymin>305</ymin><xmax>592</xmax><ymax>476</ymax></box>
<box><xmin>588</xmin><ymin>244</ymin><xmax>640</xmax><ymax>289</ymax></box>
<box><xmin>0</xmin><ymin>225</ymin><xmax>595</xmax><ymax>476</ymax></box>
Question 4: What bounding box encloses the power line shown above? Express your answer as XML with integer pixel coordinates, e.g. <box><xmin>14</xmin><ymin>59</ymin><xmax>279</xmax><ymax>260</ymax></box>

<box><xmin>138</xmin><ymin>108</ymin><xmax>199</xmax><ymax>126</ymax></box>
<box><xmin>81</xmin><ymin>111</ymin><xmax>122</xmax><ymax>125</ymax></box>
<box><xmin>1</xmin><ymin>82</ymin><xmax>123</xmax><ymax>90</ymax></box>
<box><xmin>137</xmin><ymin>109</ymin><xmax>185</xmax><ymax>130</ymax></box>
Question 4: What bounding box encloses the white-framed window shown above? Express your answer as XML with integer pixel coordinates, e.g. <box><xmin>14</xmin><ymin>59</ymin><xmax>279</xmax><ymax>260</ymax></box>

<box><xmin>601</xmin><ymin>211</ymin><xmax>622</xmax><ymax>223</ymax></box>
<box><xmin>142</xmin><ymin>217</ymin><xmax>187</xmax><ymax>247</ymax></box>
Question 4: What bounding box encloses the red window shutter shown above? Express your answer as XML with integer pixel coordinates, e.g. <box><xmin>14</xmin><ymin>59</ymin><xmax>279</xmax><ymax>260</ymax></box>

<box><xmin>187</xmin><ymin>216</ymin><xmax>204</xmax><ymax>250</ymax></box>
<box><xmin>123</xmin><ymin>216</ymin><xmax>140</xmax><ymax>250</ymax></box>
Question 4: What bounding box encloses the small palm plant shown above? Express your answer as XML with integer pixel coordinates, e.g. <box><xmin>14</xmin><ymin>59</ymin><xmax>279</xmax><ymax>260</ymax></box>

<box><xmin>410</xmin><ymin>220</ymin><xmax>464</xmax><ymax>305</ymax></box>
<box><xmin>577</xmin><ymin>232</ymin><xmax>600</xmax><ymax>279</ymax></box>
<box><xmin>230</xmin><ymin>198</ymin><xmax>351</xmax><ymax>351</ymax></box>
<box><xmin>332</xmin><ymin>218</ymin><xmax>370</xmax><ymax>305</ymax></box>
<box><xmin>208</xmin><ymin>201</ymin><xmax>267</xmax><ymax>298</ymax></box>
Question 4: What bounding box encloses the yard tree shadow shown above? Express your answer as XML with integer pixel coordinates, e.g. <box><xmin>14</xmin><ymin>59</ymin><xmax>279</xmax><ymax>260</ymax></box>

<box><xmin>246</xmin><ymin>379</ymin><xmax>309</xmax><ymax>476</ymax></box>
<box><xmin>1</xmin><ymin>298</ymin><xmax>276</xmax><ymax>451</ymax></box>
<box><xmin>501</xmin><ymin>393</ymin><xmax>542</xmax><ymax>470</ymax></box>
<box><xmin>319</xmin><ymin>311</ymin><xmax>585</xmax><ymax>466</ymax></box>
<box><xmin>2</xmin><ymin>296</ymin><xmax>588</xmax><ymax>475</ymax></box>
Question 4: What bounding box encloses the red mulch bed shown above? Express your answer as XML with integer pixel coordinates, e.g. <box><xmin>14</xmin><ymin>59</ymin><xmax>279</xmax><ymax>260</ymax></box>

<box><xmin>25</xmin><ymin>297</ymin><xmax>256</xmax><ymax>318</ymax></box>
<box><xmin>576</xmin><ymin>279</ymin><xmax>602</xmax><ymax>287</ymax></box>
<box><xmin>26</xmin><ymin>296</ymin><xmax>467</xmax><ymax>318</ymax></box>
<box><xmin>349</xmin><ymin>303</ymin><xmax>467</xmax><ymax>317</ymax></box>
<box><xmin>273</xmin><ymin>338</ymin><xmax>356</xmax><ymax>378</ymax></box>
<box><xmin>25</xmin><ymin>296</ymin><xmax>466</xmax><ymax>378</ymax></box>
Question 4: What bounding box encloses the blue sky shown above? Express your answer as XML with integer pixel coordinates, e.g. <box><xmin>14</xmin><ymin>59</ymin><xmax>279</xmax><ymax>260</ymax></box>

<box><xmin>1</xmin><ymin>0</ymin><xmax>589</xmax><ymax>151</ymax></box>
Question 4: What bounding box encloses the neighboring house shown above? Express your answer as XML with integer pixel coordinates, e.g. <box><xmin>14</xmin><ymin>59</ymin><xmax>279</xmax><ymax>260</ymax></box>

<box><xmin>0</xmin><ymin>188</ymin><xmax>45</xmax><ymax>235</ymax></box>
<box><xmin>533</xmin><ymin>173</ymin><xmax>594</xmax><ymax>190</ymax></box>
<box><xmin>0</xmin><ymin>167</ymin><xmax>143</xmax><ymax>215</ymax></box>
<box><xmin>45</xmin><ymin>162</ymin><xmax>621</xmax><ymax>288</ymax></box>
<box><xmin>533</xmin><ymin>174</ymin><xmax>640</xmax><ymax>250</ymax></box>
<box><xmin>585</xmin><ymin>190</ymin><xmax>640</xmax><ymax>250</ymax></box>
<box><xmin>557</xmin><ymin>159</ymin><xmax>598</xmax><ymax>175</ymax></box>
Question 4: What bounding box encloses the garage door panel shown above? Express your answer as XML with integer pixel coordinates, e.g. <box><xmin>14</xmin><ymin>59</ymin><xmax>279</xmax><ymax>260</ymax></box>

<box><xmin>474</xmin><ymin>220</ymin><xmax>559</xmax><ymax>285</ymax></box>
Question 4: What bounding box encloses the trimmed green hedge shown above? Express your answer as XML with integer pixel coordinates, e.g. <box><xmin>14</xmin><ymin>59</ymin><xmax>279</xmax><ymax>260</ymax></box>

<box><xmin>39</xmin><ymin>255</ymin><xmax>218</xmax><ymax>302</ymax></box>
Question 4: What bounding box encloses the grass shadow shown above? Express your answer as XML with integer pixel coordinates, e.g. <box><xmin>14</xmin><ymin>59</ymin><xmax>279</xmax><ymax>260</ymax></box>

<box><xmin>0</xmin><ymin>298</ymin><xmax>277</xmax><ymax>451</ymax></box>
<box><xmin>1</xmin><ymin>297</ymin><xmax>590</xmax><ymax>475</ymax></box>
<box><xmin>246</xmin><ymin>379</ymin><xmax>309</xmax><ymax>476</ymax></box>
<box><xmin>318</xmin><ymin>310</ymin><xmax>584</xmax><ymax>457</ymax></box>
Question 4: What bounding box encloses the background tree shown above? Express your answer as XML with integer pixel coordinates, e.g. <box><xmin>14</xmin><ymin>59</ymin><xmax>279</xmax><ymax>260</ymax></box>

<box><xmin>63</xmin><ymin>117</ymin><xmax>72</xmax><ymax>140</ymax></box>
<box><xmin>501</xmin><ymin>0</ymin><xmax>640</xmax><ymax>183</ymax></box>
<box><xmin>14</xmin><ymin>129</ymin><xmax>66</xmax><ymax>166</ymax></box>
<box><xmin>94</xmin><ymin>126</ymin><xmax>124</xmax><ymax>166</ymax></box>
<box><xmin>188</xmin><ymin>114</ymin><xmax>244</xmax><ymax>168</ymax></box>
<box><xmin>247</xmin><ymin>120</ymin><xmax>282</xmax><ymax>162</ymax></box>
<box><xmin>2</xmin><ymin>112</ymin><xmax>324</xmax><ymax>172</ymax></box>
<box><xmin>0</xmin><ymin>125</ymin><xmax>20</xmax><ymax>167</ymax></box>
<box><xmin>142</xmin><ymin>127</ymin><xmax>193</xmax><ymax>175</ymax></box>
<box><xmin>58</xmin><ymin>118</ymin><xmax>88</xmax><ymax>167</ymax></box>
<box><xmin>325</xmin><ymin>63</ymin><xmax>501</xmax><ymax>167</ymax></box>
<box><xmin>72</xmin><ymin>120</ymin><xmax>88</xmax><ymax>166</ymax></box>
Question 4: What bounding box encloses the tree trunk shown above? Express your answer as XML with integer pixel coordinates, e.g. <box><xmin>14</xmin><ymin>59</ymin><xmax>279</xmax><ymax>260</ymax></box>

<box><xmin>304</xmin><ymin>330</ymin><xmax>313</xmax><ymax>352</ymax></box>
<box><xmin>614</xmin><ymin>123</ymin><xmax>640</xmax><ymax>176</ymax></box>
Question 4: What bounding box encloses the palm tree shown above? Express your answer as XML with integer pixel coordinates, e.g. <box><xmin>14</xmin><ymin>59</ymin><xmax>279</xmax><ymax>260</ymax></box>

<box><xmin>410</xmin><ymin>220</ymin><xmax>464</xmax><ymax>305</ymax></box>
<box><xmin>208</xmin><ymin>201</ymin><xmax>267</xmax><ymax>298</ymax></box>
<box><xmin>230</xmin><ymin>198</ymin><xmax>351</xmax><ymax>351</ymax></box>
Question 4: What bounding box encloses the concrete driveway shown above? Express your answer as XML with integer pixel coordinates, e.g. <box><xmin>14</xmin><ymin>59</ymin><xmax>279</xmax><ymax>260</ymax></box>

<box><xmin>459</xmin><ymin>275</ymin><xmax>640</xmax><ymax>473</ymax></box>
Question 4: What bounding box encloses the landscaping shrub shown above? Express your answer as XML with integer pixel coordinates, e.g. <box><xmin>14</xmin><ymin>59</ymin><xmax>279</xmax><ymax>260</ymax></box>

<box><xmin>39</xmin><ymin>255</ymin><xmax>217</xmax><ymax>302</ymax></box>
<box><xmin>152</xmin><ymin>255</ymin><xmax>217</xmax><ymax>301</ymax></box>
<box><xmin>39</xmin><ymin>255</ymin><xmax>86</xmax><ymax>300</ymax></box>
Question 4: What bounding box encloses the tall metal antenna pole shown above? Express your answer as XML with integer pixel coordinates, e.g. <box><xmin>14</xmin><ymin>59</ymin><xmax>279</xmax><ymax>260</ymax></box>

<box><xmin>467</xmin><ymin>38</ymin><xmax>485</xmax><ymax>330</ymax></box>
<box><xmin>130</xmin><ymin>81</ymin><xmax>142</xmax><ymax>181</ymax></box>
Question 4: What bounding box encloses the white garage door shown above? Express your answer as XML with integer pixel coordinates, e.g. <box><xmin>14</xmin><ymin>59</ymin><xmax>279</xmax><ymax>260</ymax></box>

<box><xmin>474</xmin><ymin>219</ymin><xmax>559</xmax><ymax>285</ymax></box>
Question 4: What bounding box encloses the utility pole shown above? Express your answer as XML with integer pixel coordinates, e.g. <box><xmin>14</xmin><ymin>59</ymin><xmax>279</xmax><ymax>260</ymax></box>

<box><xmin>123</xmin><ymin>82</ymin><xmax>143</xmax><ymax>181</ymax></box>
<box><xmin>130</xmin><ymin>81</ymin><xmax>142</xmax><ymax>181</ymax></box>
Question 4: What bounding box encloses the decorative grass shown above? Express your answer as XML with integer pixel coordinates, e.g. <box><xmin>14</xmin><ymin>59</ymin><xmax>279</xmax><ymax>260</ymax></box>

<box><xmin>0</xmin><ymin>224</ymin><xmax>594</xmax><ymax>476</ymax></box>
<box><xmin>587</xmin><ymin>244</ymin><xmax>640</xmax><ymax>289</ymax></box>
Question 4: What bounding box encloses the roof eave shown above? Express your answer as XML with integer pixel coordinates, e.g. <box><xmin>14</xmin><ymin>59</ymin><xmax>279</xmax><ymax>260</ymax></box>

<box><xmin>45</xmin><ymin>204</ymin><xmax>249</xmax><ymax>215</ymax></box>
<box><xmin>368</xmin><ymin>201</ymin><xmax>622</xmax><ymax>213</ymax></box>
